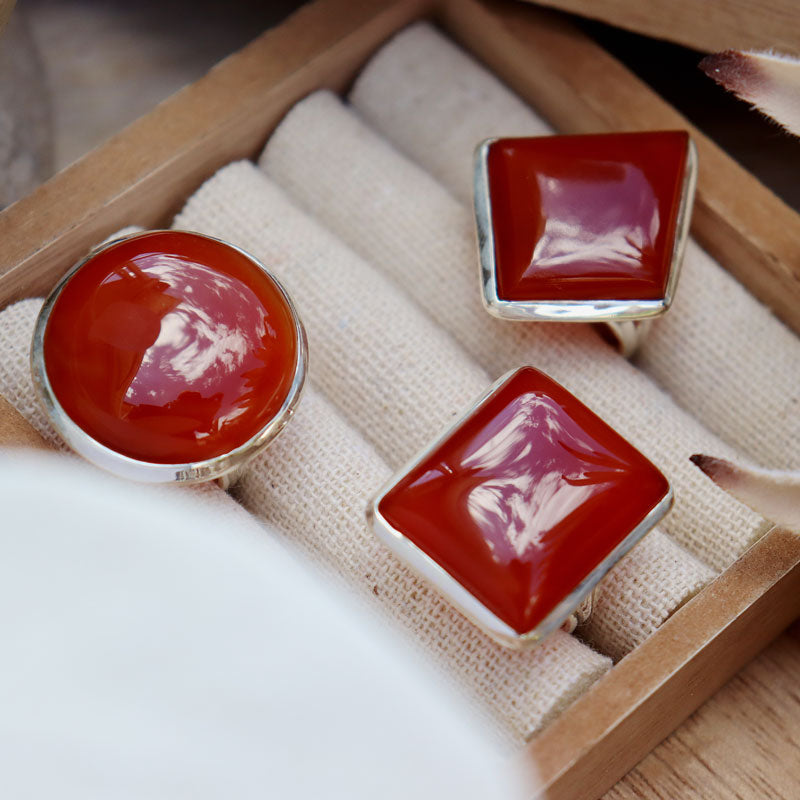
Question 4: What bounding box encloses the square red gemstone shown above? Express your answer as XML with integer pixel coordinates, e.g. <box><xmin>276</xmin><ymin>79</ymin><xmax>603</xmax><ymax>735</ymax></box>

<box><xmin>371</xmin><ymin>368</ymin><xmax>671</xmax><ymax>644</ymax></box>
<box><xmin>477</xmin><ymin>131</ymin><xmax>692</xmax><ymax>317</ymax></box>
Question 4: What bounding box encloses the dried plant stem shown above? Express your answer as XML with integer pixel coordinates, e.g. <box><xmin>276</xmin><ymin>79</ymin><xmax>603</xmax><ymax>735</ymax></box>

<box><xmin>700</xmin><ymin>49</ymin><xmax>800</xmax><ymax>138</ymax></box>
<box><xmin>691</xmin><ymin>454</ymin><xmax>800</xmax><ymax>531</ymax></box>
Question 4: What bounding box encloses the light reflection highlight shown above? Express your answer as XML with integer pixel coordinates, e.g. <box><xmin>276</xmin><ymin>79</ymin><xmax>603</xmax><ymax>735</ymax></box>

<box><xmin>528</xmin><ymin>165</ymin><xmax>660</xmax><ymax>276</ymax></box>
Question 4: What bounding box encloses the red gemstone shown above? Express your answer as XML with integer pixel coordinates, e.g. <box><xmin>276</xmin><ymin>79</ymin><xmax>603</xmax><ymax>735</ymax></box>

<box><xmin>486</xmin><ymin>131</ymin><xmax>689</xmax><ymax>302</ymax></box>
<box><xmin>378</xmin><ymin>368</ymin><xmax>670</xmax><ymax>636</ymax></box>
<box><xmin>43</xmin><ymin>231</ymin><xmax>299</xmax><ymax>464</ymax></box>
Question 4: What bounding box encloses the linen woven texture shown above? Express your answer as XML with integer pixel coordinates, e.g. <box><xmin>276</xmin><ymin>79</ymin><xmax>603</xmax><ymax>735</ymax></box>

<box><xmin>258</xmin><ymin>90</ymin><xmax>768</xmax><ymax>574</ymax></box>
<box><xmin>0</xmin><ymin>295</ymin><xmax>611</xmax><ymax>747</ymax></box>
<box><xmin>174</xmin><ymin>161</ymin><xmax>712</xmax><ymax>663</ymax></box>
<box><xmin>348</xmin><ymin>22</ymin><xmax>800</xmax><ymax>474</ymax></box>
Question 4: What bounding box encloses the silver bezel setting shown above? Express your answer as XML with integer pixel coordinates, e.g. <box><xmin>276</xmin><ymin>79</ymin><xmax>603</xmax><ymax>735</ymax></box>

<box><xmin>30</xmin><ymin>229</ymin><xmax>308</xmax><ymax>484</ymax></box>
<box><xmin>474</xmin><ymin>134</ymin><xmax>698</xmax><ymax>323</ymax></box>
<box><xmin>367</xmin><ymin>369</ymin><xmax>673</xmax><ymax>649</ymax></box>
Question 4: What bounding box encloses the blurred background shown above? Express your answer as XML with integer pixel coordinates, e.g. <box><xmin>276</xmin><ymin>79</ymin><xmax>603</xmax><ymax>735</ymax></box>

<box><xmin>0</xmin><ymin>1</ymin><xmax>297</xmax><ymax>206</ymax></box>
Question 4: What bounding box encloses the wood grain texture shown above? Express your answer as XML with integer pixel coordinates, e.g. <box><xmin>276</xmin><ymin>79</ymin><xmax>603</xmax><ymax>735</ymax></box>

<box><xmin>439</xmin><ymin>0</ymin><xmax>800</xmax><ymax>337</ymax></box>
<box><xmin>522</xmin><ymin>0</ymin><xmax>800</xmax><ymax>58</ymax></box>
<box><xmin>604</xmin><ymin>631</ymin><xmax>800</xmax><ymax>799</ymax></box>
<box><xmin>0</xmin><ymin>0</ymin><xmax>432</xmax><ymax>307</ymax></box>
<box><xmin>523</xmin><ymin>525</ymin><xmax>800</xmax><ymax>800</ymax></box>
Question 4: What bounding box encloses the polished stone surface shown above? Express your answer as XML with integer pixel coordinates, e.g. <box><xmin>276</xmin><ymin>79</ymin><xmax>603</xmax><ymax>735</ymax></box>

<box><xmin>44</xmin><ymin>231</ymin><xmax>299</xmax><ymax>464</ymax></box>
<box><xmin>486</xmin><ymin>131</ymin><xmax>689</xmax><ymax>303</ymax></box>
<box><xmin>379</xmin><ymin>367</ymin><xmax>669</xmax><ymax>635</ymax></box>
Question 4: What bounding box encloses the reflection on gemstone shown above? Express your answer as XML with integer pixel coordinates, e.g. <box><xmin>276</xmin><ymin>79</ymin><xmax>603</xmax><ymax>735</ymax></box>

<box><xmin>122</xmin><ymin>259</ymin><xmax>263</xmax><ymax>407</ymax></box>
<box><xmin>530</xmin><ymin>165</ymin><xmax>659</xmax><ymax>273</ymax></box>
<box><xmin>486</xmin><ymin>131</ymin><xmax>688</xmax><ymax>302</ymax></box>
<box><xmin>379</xmin><ymin>368</ymin><xmax>669</xmax><ymax>635</ymax></box>
<box><xmin>461</xmin><ymin>393</ymin><xmax>629</xmax><ymax>562</ymax></box>
<box><xmin>44</xmin><ymin>231</ymin><xmax>299</xmax><ymax>464</ymax></box>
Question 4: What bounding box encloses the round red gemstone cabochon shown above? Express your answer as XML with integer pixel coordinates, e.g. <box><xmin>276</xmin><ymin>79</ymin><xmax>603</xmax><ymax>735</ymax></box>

<box><xmin>42</xmin><ymin>231</ymin><xmax>301</xmax><ymax>464</ymax></box>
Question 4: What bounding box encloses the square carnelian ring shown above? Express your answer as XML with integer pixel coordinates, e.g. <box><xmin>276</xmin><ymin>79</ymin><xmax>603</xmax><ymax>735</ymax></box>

<box><xmin>474</xmin><ymin>131</ymin><xmax>697</xmax><ymax>326</ymax></box>
<box><xmin>367</xmin><ymin>367</ymin><xmax>673</xmax><ymax>648</ymax></box>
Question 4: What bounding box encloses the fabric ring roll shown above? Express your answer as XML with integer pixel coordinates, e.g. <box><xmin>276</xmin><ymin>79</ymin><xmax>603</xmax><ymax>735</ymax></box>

<box><xmin>258</xmin><ymin>90</ymin><xmax>768</xmax><ymax>573</ymax></box>
<box><xmin>174</xmin><ymin>162</ymin><xmax>714</xmax><ymax>660</ymax></box>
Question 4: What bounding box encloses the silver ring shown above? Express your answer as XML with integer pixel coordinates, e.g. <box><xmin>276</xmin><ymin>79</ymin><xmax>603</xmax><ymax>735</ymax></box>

<box><xmin>599</xmin><ymin>319</ymin><xmax>654</xmax><ymax>359</ymax></box>
<box><xmin>560</xmin><ymin>586</ymin><xmax>597</xmax><ymax>634</ymax></box>
<box><xmin>31</xmin><ymin>230</ymin><xmax>307</xmax><ymax>484</ymax></box>
<box><xmin>473</xmin><ymin>132</ymin><xmax>698</xmax><ymax>357</ymax></box>
<box><xmin>366</xmin><ymin>366</ymin><xmax>672</xmax><ymax>649</ymax></box>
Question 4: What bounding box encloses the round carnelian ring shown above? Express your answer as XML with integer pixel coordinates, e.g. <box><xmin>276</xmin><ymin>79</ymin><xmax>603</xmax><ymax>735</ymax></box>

<box><xmin>31</xmin><ymin>230</ymin><xmax>307</xmax><ymax>483</ymax></box>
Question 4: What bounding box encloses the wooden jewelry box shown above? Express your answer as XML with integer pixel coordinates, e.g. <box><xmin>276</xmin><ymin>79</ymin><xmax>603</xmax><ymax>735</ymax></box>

<box><xmin>1</xmin><ymin>1</ymin><xmax>799</xmax><ymax>797</ymax></box>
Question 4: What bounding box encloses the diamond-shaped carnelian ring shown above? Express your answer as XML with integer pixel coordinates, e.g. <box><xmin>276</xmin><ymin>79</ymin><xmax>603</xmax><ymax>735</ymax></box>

<box><xmin>474</xmin><ymin>131</ymin><xmax>697</xmax><ymax>357</ymax></box>
<box><xmin>31</xmin><ymin>230</ymin><xmax>307</xmax><ymax>484</ymax></box>
<box><xmin>367</xmin><ymin>367</ymin><xmax>673</xmax><ymax>649</ymax></box>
